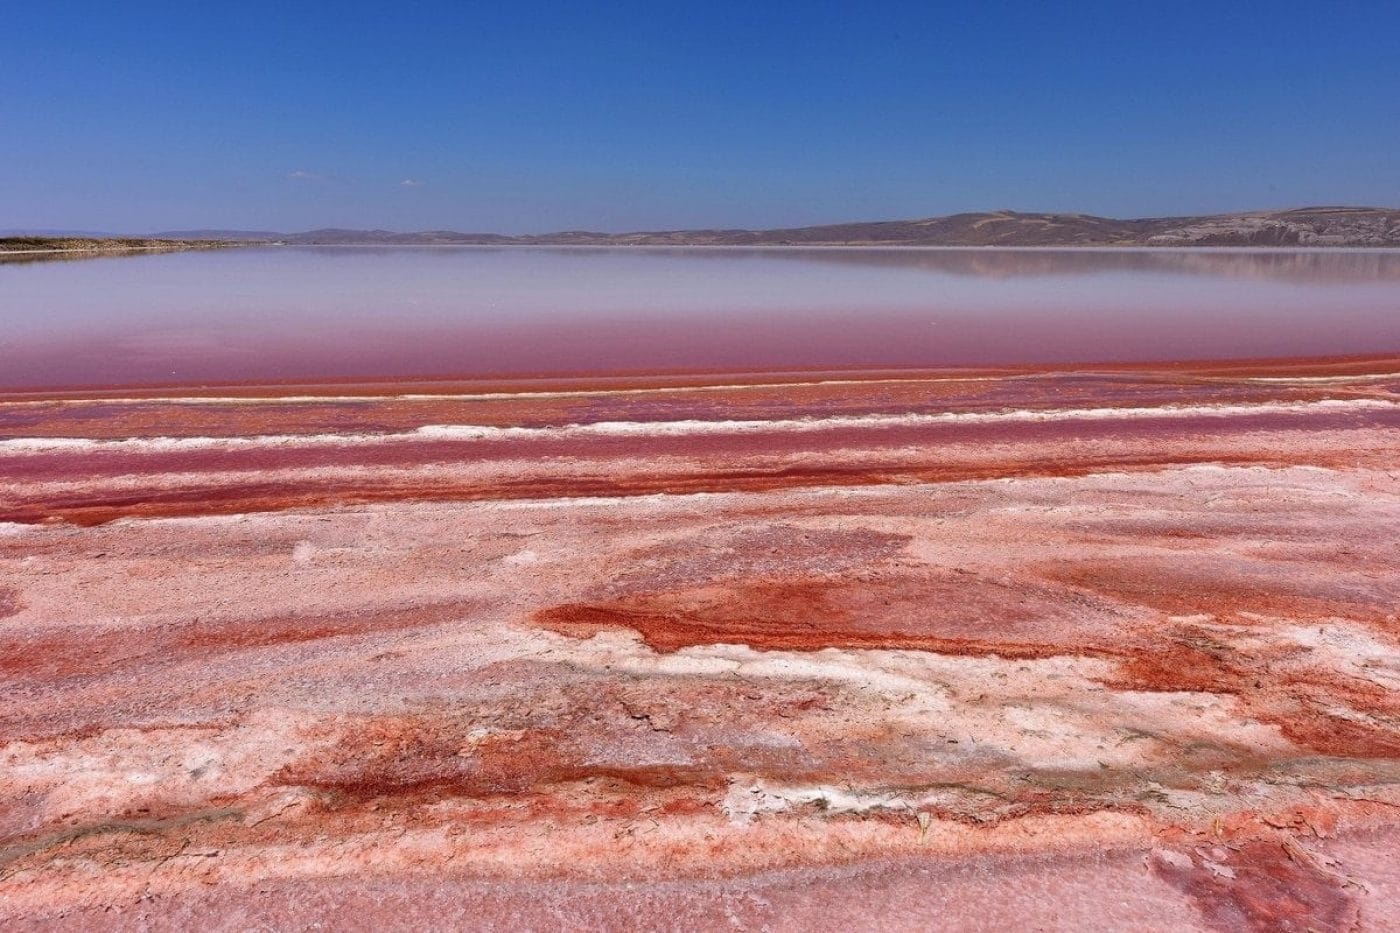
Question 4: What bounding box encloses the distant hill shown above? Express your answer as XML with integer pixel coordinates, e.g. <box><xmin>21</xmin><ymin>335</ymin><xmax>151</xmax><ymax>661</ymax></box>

<box><xmin>268</xmin><ymin>207</ymin><xmax>1400</xmax><ymax>248</ymax></box>
<box><xmin>0</xmin><ymin>228</ymin><xmax>121</xmax><ymax>238</ymax></box>
<box><xmin>9</xmin><ymin>208</ymin><xmax>1400</xmax><ymax>252</ymax></box>
<box><xmin>152</xmin><ymin>229</ymin><xmax>284</xmax><ymax>241</ymax></box>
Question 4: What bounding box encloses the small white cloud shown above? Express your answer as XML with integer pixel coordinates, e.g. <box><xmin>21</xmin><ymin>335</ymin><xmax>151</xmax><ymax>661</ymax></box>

<box><xmin>287</xmin><ymin>170</ymin><xmax>324</xmax><ymax>181</ymax></box>
<box><xmin>399</xmin><ymin>178</ymin><xmax>422</xmax><ymax>187</ymax></box>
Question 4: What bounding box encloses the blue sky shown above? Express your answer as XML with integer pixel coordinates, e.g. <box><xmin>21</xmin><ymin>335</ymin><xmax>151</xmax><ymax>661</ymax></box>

<box><xmin>4</xmin><ymin>1</ymin><xmax>1398</xmax><ymax>233</ymax></box>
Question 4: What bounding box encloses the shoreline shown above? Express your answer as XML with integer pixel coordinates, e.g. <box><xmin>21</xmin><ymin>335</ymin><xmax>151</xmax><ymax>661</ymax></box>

<box><xmin>0</xmin><ymin>238</ymin><xmax>251</xmax><ymax>264</ymax></box>
<box><xmin>4</xmin><ymin>351</ymin><xmax>1398</xmax><ymax>402</ymax></box>
<box><xmin>7</xmin><ymin>242</ymin><xmax>1400</xmax><ymax>258</ymax></box>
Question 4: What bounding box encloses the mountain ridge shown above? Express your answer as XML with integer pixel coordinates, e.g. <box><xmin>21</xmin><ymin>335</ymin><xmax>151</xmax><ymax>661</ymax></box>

<box><xmin>141</xmin><ymin>207</ymin><xmax>1400</xmax><ymax>248</ymax></box>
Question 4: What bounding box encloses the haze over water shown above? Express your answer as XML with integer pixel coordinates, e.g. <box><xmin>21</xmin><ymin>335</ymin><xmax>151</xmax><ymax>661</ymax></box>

<box><xmin>3</xmin><ymin>246</ymin><xmax>1399</xmax><ymax>389</ymax></box>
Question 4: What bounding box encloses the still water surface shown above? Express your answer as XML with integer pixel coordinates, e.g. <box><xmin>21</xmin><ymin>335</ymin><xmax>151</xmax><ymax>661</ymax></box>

<box><xmin>2</xmin><ymin>246</ymin><xmax>1399</xmax><ymax>388</ymax></box>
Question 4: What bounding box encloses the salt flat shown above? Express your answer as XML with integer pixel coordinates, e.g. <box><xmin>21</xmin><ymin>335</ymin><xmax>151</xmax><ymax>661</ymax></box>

<box><xmin>2</xmin><ymin>358</ymin><xmax>1400</xmax><ymax>929</ymax></box>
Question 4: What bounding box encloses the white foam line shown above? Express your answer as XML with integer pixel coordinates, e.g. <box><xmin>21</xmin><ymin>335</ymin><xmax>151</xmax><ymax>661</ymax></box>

<box><xmin>2</xmin><ymin>397</ymin><xmax>1395</xmax><ymax>456</ymax></box>
<box><xmin>1244</xmin><ymin>372</ymin><xmax>1400</xmax><ymax>384</ymax></box>
<box><xmin>0</xmin><ymin>375</ymin><xmax>1008</xmax><ymax>408</ymax></box>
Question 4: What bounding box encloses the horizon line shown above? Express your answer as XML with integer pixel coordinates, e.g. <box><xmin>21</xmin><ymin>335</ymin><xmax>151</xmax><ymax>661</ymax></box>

<box><xmin>6</xmin><ymin>204</ymin><xmax>1397</xmax><ymax>240</ymax></box>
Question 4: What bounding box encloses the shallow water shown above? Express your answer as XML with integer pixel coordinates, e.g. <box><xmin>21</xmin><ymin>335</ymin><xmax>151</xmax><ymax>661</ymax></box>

<box><xmin>2</xmin><ymin>246</ymin><xmax>1399</xmax><ymax>388</ymax></box>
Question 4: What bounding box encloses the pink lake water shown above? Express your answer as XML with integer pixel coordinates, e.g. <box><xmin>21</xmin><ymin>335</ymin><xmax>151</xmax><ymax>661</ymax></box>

<box><xmin>2</xmin><ymin>246</ymin><xmax>1399</xmax><ymax>389</ymax></box>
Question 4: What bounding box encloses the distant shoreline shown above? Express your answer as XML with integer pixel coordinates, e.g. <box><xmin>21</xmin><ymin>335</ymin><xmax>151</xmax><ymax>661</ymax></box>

<box><xmin>0</xmin><ymin>238</ymin><xmax>249</xmax><ymax>264</ymax></box>
<box><xmin>223</xmin><ymin>242</ymin><xmax>1400</xmax><ymax>253</ymax></box>
<box><xmin>6</xmin><ymin>241</ymin><xmax>1399</xmax><ymax>264</ymax></box>
<box><xmin>5</xmin><ymin>352</ymin><xmax>1397</xmax><ymax>401</ymax></box>
<box><xmin>6</xmin><ymin>207</ymin><xmax>1400</xmax><ymax>256</ymax></box>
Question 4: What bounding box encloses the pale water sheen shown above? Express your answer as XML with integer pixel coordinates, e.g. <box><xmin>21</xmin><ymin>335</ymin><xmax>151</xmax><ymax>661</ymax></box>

<box><xmin>2</xmin><ymin>246</ymin><xmax>1399</xmax><ymax>388</ymax></box>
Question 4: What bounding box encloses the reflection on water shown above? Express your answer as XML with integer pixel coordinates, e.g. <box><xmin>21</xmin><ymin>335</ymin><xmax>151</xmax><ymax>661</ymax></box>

<box><xmin>2</xmin><ymin>246</ymin><xmax>1399</xmax><ymax>388</ymax></box>
<box><xmin>723</xmin><ymin>246</ymin><xmax>1400</xmax><ymax>283</ymax></box>
<box><xmin>281</xmin><ymin>245</ymin><xmax>1400</xmax><ymax>282</ymax></box>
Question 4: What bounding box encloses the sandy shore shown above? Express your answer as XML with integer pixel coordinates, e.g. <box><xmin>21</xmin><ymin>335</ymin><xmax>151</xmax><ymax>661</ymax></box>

<box><xmin>3</xmin><ymin>357</ymin><xmax>1400</xmax><ymax>929</ymax></box>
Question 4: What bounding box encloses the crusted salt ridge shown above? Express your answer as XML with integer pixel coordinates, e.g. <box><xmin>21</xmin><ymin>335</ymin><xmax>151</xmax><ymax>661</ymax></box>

<box><xmin>2</xmin><ymin>397</ymin><xmax>1395</xmax><ymax>455</ymax></box>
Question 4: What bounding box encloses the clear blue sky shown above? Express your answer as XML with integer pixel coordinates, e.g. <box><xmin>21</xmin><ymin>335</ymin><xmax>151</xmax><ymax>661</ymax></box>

<box><xmin>5</xmin><ymin>1</ymin><xmax>1398</xmax><ymax>233</ymax></box>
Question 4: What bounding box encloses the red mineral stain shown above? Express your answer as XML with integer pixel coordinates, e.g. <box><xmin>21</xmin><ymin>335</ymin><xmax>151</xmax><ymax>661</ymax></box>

<box><xmin>536</xmin><ymin>571</ymin><xmax>1400</xmax><ymax>761</ymax></box>
<box><xmin>1042</xmin><ymin>559</ymin><xmax>1398</xmax><ymax>624</ymax></box>
<box><xmin>0</xmin><ymin>601</ymin><xmax>477</xmax><ymax>681</ymax></box>
<box><xmin>534</xmin><ymin>574</ymin><xmax>1132</xmax><ymax>657</ymax></box>
<box><xmin>1151</xmin><ymin>840</ymin><xmax>1360</xmax><ymax>933</ymax></box>
<box><xmin>1107</xmin><ymin>627</ymin><xmax>1400</xmax><ymax>759</ymax></box>
<box><xmin>276</xmin><ymin>720</ymin><xmax>727</xmax><ymax>807</ymax></box>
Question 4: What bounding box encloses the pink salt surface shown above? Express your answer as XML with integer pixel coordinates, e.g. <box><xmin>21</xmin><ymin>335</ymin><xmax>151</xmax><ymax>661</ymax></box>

<box><xmin>3</xmin><ymin>358</ymin><xmax>1400</xmax><ymax>930</ymax></box>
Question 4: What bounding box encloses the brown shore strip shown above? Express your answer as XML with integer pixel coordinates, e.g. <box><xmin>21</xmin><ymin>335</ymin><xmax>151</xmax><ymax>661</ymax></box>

<box><xmin>5</xmin><ymin>351</ymin><xmax>1397</xmax><ymax>401</ymax></box>
<box><xmin>0</xmin><ymin>237</ymin><xmax>247</xmax><ymax>266</ymax></box>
